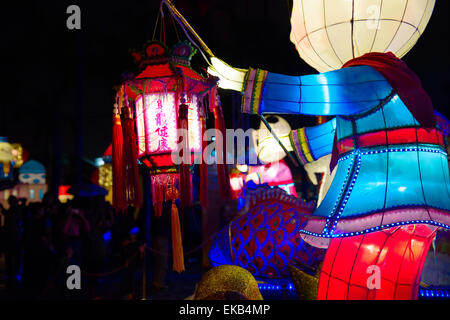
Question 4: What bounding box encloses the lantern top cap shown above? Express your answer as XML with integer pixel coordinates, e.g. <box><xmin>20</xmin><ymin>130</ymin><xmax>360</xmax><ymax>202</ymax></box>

<box><xmin>131</xmin><ymin>41</ymin><xmax>197</xmax><ymax>70</ymax></box>
<box><xmin>19</xmin><ymin>160</ymin><xmax>45</xmax><ymax>174</ymax></box>
<box><xmin>170</xmin><ymin>41</ymin><xmax>197</xmax><ymax>66</ymax></box>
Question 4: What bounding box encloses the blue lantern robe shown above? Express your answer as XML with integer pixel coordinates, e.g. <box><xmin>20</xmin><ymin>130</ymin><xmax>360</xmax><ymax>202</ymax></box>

<box><xmin>241</xmin><ymin>65</ymin><xmax>450</xmax><ymax>248</ymax></box>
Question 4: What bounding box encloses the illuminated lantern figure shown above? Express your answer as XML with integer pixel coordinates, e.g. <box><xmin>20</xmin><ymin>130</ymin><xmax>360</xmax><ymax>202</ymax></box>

<box><xmin>245</xmin><ymin>160</ymin><xmax>298</xmax><ymax>197</ymax></box>
<box><xmin>0</xmin><ymin>137</ymin><xmax>15</xmax><ymax>182</ymax></box>
<box><xmin>91</xmin><ymin>144</ymin><xmax>113</xmax><ymax>203</ymax></box>
<box><xmin>249</xmin><ymin>116</ymin><xmax>297</xmax><ymax>196</ymax></box>
<box><xmin>113</xmin><ymin>41</ymin><xmax>221</xmax><ymax>272</ymax></box>
<box><xmin>318</xmin><ymin>223</ymin><xmax>436</xmax><ymax>300</ymax></box>
<box><xmin>16</xmin><ymin>160</ymin><xmax>47</xmax><ymax>202</ymax></box>
<box><xmin>254</xmin><ymin>116</ymin><xmax>293</xmax><ymax>164</ymax></box>
<box><xmin>209</xmin><ymin>0</ymin><xmax>449</xmax><ymax>299</ymax></box>
<box><xmin>229</xmin><ymin>167</ymin><xmax>245</xmax><ymax>200</ymax></box>
<box><xmin>230</xmin><ymin>116</ymin><xmax>297</xmax><ymax>200</ymax></box>
<box><xmin>209</xmin><ymin>184</ymin><xmax>323</xmax><ymax>279</ymax></box>
<box><xmin>11</xmin><ymin>143</ymin><xmax>27</xmax><ymax>169</ymax></box>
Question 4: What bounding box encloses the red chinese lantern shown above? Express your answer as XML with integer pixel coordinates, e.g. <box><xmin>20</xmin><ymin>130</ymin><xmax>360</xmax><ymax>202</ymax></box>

<box><xmin>317</xmin><ymin>224</ymin><xmax>436</xmax><ymax>300</ymax></box>
<box><xmin>112</xmin><ymin>41</ymin><xmax>227</xmax><ymax>272</ymax></box>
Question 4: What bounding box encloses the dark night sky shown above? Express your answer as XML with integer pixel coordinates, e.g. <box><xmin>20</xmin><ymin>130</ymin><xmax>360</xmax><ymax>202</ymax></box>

<box><xmin>1</xmin><ymin>0</ymin><xmax>449</xmax><ymax>186</ymax></box>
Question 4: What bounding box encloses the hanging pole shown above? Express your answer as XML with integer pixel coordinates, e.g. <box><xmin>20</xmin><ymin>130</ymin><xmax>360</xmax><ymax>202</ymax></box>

<box><xmin>163</xmin><ymin>0</ymin><xmax>214</xmax><ymax>57</ymax></box>
<box><xmin>163</xmin><ymin>0</ymin><xmax>298</xmax><ymax>169</ymax></box>
<box><xmin>259</xmin><ymin>115</ymin><xmax>299</xmax><ymax>167</ymax></box>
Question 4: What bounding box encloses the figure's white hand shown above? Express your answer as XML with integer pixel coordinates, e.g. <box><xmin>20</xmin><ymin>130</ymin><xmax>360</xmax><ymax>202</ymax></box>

<box><xmin>304</xmin><ymin>154</ymin><xmax>337</xmax><ymax>207</ymax></box>
<box><xmin>304</xmin><ymin>154</ymin><xmax>332</xmax><ymax>185</ymax></box>
<box><xmin>207</xmin><ymin>57</ymin><xmax>247</xmax><ymax>91</ymax></box>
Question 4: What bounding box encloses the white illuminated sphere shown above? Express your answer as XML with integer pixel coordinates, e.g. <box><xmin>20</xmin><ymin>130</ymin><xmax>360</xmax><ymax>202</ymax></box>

<box><xmin>255</xmin><ymin>116</ymin><xmax>293</xmax><ymax>164</ymax></box>
<box><xmin>290</xmin><ymin>0</ymin><xmax>435</xmax><ymax>72</ymax></box>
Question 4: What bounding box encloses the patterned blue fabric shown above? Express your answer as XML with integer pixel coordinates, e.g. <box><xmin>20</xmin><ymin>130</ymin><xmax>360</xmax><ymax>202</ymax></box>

<box><xmin>303</xmin><ymin>118</ymin><xmax>336</xmax><ymax>159</ymax></box>
<box><xmin>260</xmin><ymin>66</ymin><xmax>392</xmax><ymax>116</ymax></box>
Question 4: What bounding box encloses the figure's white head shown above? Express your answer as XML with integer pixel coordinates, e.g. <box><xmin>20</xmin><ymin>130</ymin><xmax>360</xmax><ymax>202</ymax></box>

<box><xmin>290</xmin><ymin>0</ymin><xmax>435</xmax><ymax>73</ymax></box>
<box><xmin>254</xmin><ymin>116</ymin><xmax>293</xmax><ymax>164</ymax></box>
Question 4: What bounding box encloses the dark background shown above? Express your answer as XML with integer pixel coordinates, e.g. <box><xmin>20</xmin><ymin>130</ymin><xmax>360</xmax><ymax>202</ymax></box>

<box><xmin>1</xmin><ymin>0</ymin><xmax>449</xmax><ymax>187</ymax></box>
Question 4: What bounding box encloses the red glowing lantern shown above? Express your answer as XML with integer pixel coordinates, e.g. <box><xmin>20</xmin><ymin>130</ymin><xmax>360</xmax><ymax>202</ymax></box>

<box><xmin>112</xmin><ymin>41</ymin><xmax>224</xmax><ymax>272</ymax></box>
<box><xmin>132</xmin><ymin>43</ymin><xmax>205</xmax><ymax>167</ymax></box>
<box><xmin>317</xmin><ymin>224</ymin><xmax>436</xmax><ymax>300</ymax></box>
<box><xmin>113</xmin><ymin>41</ymin><xmax>217</xmax><ymax>209</ymax></box>
<box><xmin>129</xmin><ymin>41</ymin><xmax>216</xmax><ymax>208</ymax></box>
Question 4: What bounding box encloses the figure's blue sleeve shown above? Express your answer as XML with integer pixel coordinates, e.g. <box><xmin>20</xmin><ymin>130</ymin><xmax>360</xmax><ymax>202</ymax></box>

<box><xmin>290</xmin><ymin>118</ymin><xmax>336</xmax><ymax>165</ymax></box>
<box><xmin>241</xmin><ymin>66</ymin><xmax>393</xmax><ymax>116</ymax></box>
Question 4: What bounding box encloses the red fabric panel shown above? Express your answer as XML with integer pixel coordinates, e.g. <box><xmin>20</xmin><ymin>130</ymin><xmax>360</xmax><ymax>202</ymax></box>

<box><xmin>320</xmin><ymin>237</ymin><xmax>341</xmax><ymax>275</ymax></box>
<box><xmin>349</xmin><ymin>231</ymin><xmax>387</xmax><ymax>292</ymax></box>
<box><xmin>330</xmin><ymin>234</ymin><xmax>364</xmax><ymax>284</ymax></box>
<box><xmin>357</xmin><ymin>131</ymin><xmax>387</xmax><ymax>146</ymax></box>
<box><xmin>387</xmin><ymin>128</ymin><xmax>418</xmax><ymax>144</ymax></box>
<box><xmin>343</xmin><ymin>52</ymin><xmax>436</xmax><ymax>129</ymax></box>
<box><xmin>417</xmin><ymin>128</ymin><xmax>441</xmax><ymax>145</ymax></box>
<box><xmin>317</xmin><ymin>224</ymin><xmax>435</xmax><ymax>300</ymax></box>
<box><xmin>317</xmin><ymin>273</ymin><xmax>329</xmax><ymax>300</ymax></box>
<box><xmin>338</xmin><ymin>137</ymin><xmax>354</xmax><ymax>154</ymax></box>
<box><xmin>337</xmin><ymin>127</ymin><xmax>445</xmax><ymax>155</ymax></box>
<box><xmin>326</xmin><ymin>278</ymin><xmax>348</xmax><ymax>300</ymax></box>
<box><xmin>348</xmin><ymin>285</ymin><xmax>369</xmax><ymax>300</ymax></box>
<box><xmin>136</xmin><ymin>64</ymin><xmax>174</xmax><ymax>79</ymax></box>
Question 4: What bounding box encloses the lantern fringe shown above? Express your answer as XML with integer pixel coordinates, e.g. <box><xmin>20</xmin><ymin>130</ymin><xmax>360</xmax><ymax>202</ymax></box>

<box><xmin>122</xmin><ymin>109</ymin><xmax>143</xmax><ymax>208</ymax></box>
<box><xmin>151</xmin><ymin>176</ymin><xmax>164</xmax><ymax>217</ymax></box>
<box><xmin>112</xmin><ymin>113</ymin><xmax>127</xmax><ymax>210</ymax></box>
<box><xmin>171</xmin><ymin>202</ymin><xmax>185</xmax><ymax>273</ymax></box>
<box><xmin>151</xmin><ymin>173</ymin><xmax>179</xmax><ymax>217</ymax></box>
<box><xmin>210</xmin><ymin>87</ymin><xmax>232</xmax><ymax>201</ymax></box>
<box><xmin>178</xmin><ymin>102</ymin><xmax>192</xmax><ymax>208</ymax></box>
<box><xmin>200</xmin><ymin>117</ymin><xmax>208</xmax><ymax>209</ymax></box>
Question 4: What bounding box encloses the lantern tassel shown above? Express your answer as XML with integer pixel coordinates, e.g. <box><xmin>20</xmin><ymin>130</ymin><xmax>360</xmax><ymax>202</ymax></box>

<box><xmin>171</xmin><ymin>202</ymin><xmax>185</xmax><ymax>273</ymax></box>
<box><xmin>151</xmin><ymin>176</ymin><xmax>163</xmax><ymax>217</ymax></box>
<box><xmin>178</xmin><ymin>102</ymin><xmax>192</xmax><ymax>208</ymax></box>
<box><xmin>200</xmin><ymin>117</ymin><xmax>209</xmax><ymax>209</ymax></box>
<box><xmin>210</xmin><ymin>87</ymin><xmax>232</xmax><ymax>201</ymax></box>
<box><xmin>122</xmin><ymin>106</ymin><xmax>143</xmax><ymax>208</ymax></box>
<box><xmin>112</xmin><ymin>112</ymin><xmax>127</xmax><ymax>210</ymax></box>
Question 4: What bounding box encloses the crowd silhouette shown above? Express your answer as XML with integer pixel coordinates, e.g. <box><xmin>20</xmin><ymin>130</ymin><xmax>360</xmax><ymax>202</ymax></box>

<box><xmin>0</xmin><ymin>193</ymin><xmax>144</xmax><ymax>299</ymax></box>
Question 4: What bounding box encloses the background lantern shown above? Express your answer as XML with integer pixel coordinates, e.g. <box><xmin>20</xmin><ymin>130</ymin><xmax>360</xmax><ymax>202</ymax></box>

<box><xmin>16</xmin><ymin>160</ymin><xmax>47</xmax><ymax>202</ymax></box>
<box><xmin>91</xmin><ymin>144</ymin><xmax>114</xmax><ymax>203</ymax></box>
<box><xmin>0</xmin><ymin>137</ymin><xmax>14</xmax><ymax>181</ymax></box>
<box><xmin>289</xmin><ymin>0</ymin><xmax>435</xmax><ymax>72</ymax></box>
<box><xmin>209</xmin><ymin>184</ymin><xmax>322</xmax><ymax>279</ymax></box>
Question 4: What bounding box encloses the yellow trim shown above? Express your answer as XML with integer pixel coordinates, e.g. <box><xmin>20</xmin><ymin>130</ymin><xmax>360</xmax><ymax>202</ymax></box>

<box><xmin>228</xmin><ymin>222</ymin><xmax>234</xmax><ymax>262</ymax></box>
<box><xmin>299</xmin><ymin>129</ymin><xmax>314</xmax><ymax>162</ymax></box>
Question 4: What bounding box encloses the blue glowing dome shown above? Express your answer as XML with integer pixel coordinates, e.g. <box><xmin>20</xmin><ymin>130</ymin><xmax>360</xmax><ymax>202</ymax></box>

<box><xmin>19</xmin><ymin>160</ymin><xmax>46</xmax><ymax>174</ymax></box>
